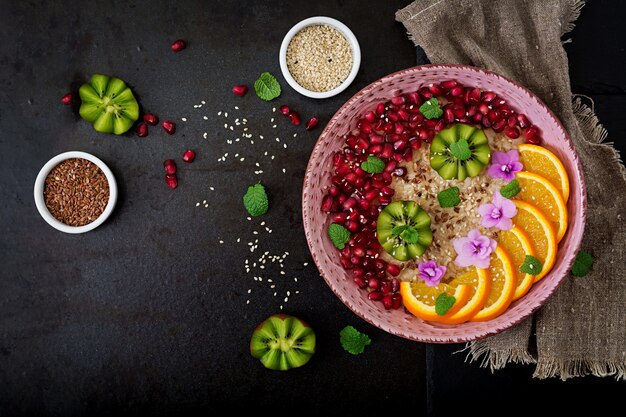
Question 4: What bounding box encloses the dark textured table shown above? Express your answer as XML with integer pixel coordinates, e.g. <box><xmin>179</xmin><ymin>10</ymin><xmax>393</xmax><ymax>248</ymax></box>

<box><xmin>0</xmin><ymin>1</ymin><xmax>624</xmax><ymax>416</ymax></box>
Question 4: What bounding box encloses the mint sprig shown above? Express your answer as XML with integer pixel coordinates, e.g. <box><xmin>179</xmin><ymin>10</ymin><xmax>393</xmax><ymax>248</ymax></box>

<box><xmin>243</xmin><ymin>184</ymin><xmax>269</xmax><ymax>216</ymax></box>
<box><xmin>435</xmin><ymin>292</ymin><xmax>456</xmax><ymax>316</ymax></box>
<box><xmin>437</xmin><ymin>186</ymin><xmax>461</xmax><ymax>208</ymax></box>
<box><xmin>500</xmin><ymin>179</ymin><xmax>521</xmax><ymax>198</ymax></box>
<box><xmin>419</xmin><ymin>97</ymin><xmax>443</xmax><ymax>119</ymax></box>
<box><xmin>520</xmin><ymin>255</ymin><xmax>543</xmax><ymax>275</ymax></box>
<box><xmin>450</xmin><ymin>139</ymin><xmax>472</xmax><ymax>161</ymax></box>
<box><xmin>340</xmin><ymin>325</ymin><xmax>371</xmax><ymax>355</ymax></box>
<box><xmin>361</xmin><ymin>155</ymin><xmax>385</xmax><ymax>174</ymax></box>
<box><xmin>571</xmin><ymin>250</ymin><xmax>594</xmax><ymax>277</ymax></box>
<box><xmin>328</xmin><ymin>223</ymin><xmax>350</xmax><ymax>250</ymax></box>
<box><xmin>400</xmin><ymin>227</ymin><xmax>418</xmax><ymax>244</ymax></box>
<box><xmin>254</xmin><ymin>72</ymin><xmax>281</xmax><ymax>101</ymax></box>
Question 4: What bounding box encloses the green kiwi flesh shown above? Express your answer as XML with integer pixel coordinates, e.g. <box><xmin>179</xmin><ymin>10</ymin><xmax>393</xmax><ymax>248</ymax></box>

<box><xmin>430</xmin><ymin>123</ymin><xmax>491</xmax><ymax>180</ymax></box>
<box><xmin>376</xmin><ymin>201</ymin><xmax>433</xmax><ymax>261</ymax></box>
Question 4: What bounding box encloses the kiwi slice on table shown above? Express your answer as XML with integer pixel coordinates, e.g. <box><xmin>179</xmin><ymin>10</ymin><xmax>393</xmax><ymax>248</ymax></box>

<box><xmin>430</xmin><ymin>123</ymin><xmax>491</xmax><ymax>180</ymax></box>
<box><xmin>376</xmin><ymin>201</ymin><xmax>433</xmax><ymax>261</ymax></box>
<box><xmin>250</xmin><ymin>314</ymin><xmax>316</xmax><ymax>371</ymax></box>
<box><xmin>79</xmin><ymin>74</ymin><xmax>139</xmax><ymax>135</ymax></box>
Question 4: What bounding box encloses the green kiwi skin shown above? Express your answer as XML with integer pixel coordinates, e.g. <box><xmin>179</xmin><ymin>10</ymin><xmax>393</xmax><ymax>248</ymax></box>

<box><xmin>376</xmin><ymin>201</ymin><xmax>433</xmax><ymax>262</ymax></box>
<box><xmin>429</xmin><ymin>123</ymin><xmax>491</xmax><ymax>181</ymax></box>
<box><xmin>79</xmin><ymin>74</ymin><xmax>139</xmax><ymax>135</ymax></box>
<box><xmin>250</xmin><ymin>314</ymin><xmax>315</xmax><ymax>371</ymax></box>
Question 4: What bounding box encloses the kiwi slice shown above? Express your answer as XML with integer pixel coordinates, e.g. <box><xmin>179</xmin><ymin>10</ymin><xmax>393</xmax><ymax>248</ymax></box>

<box><xmin>430</xmin><ymin>123</ymin><xmax>491</xmax><ymax>180</ymax></box>
<box><xmin>79</xmin><ymin>74</ymin><xmax>139</xmax><ymax>135</ymax></box>
<box><xmin>250</xmin><ymin>314</ymin><xmax>316</xmax><ymax>371</ymax></box>
<box><xmin>376</xmin><ymin>201</ymin><xmax>433</xmax><ymax>261</ymax></box>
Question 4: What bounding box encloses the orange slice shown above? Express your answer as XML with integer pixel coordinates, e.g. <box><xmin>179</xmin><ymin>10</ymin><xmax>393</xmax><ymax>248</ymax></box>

<box><xmin>497</xmin><ymin>226</ymin><xmax>536</xmax><ymax>301</ymax></box>
<box><xmin>515</xmin><ymin>171</ymin><xmax>568</xmax><ymax>242</ymax></box>
<box><xmin>445</xmin><ymin>268</ymin><xmax>491</xmax><ymax>324</ymax></box>
<box><xmin>470</xmin><ymin>246</ymin><xmax>516</xmax><ymax>322</ymax></box>
<box><xmin>518</xmin><ymin>144</ymin><xmax>570</xmax><ymax>201</ymax></box>
<box><xmin>511</xmin><ymin>200</ymin><xmax>557</xmax><ymax>282</ymax></box>
<box><xmin>400</xmin><ymin>281</ymin><xmax>472</xmax><ymax>323</ymax></box>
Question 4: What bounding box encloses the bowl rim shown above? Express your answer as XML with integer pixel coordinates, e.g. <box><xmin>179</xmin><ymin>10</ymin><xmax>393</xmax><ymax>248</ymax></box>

<box><xmin>301</xmin><ymin>64</ymin><xmax>587</xmax><ymax>343</ymax></box>
<box><xmin>279</xmin><ymin>16</ymin><xmax>362</xmax><ymax>99</ymax></box>
<box><xmin>33</xmin><ymin>151</ymin><xmax>118</xmax><ymax>234</ymax></box>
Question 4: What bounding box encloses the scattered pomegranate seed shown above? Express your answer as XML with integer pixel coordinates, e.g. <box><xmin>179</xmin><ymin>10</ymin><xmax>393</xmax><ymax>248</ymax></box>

<box><xmin>368</xmin><ymin>291</ymin><xmax>383</xmax><ymax>301</ymax></box>
<box><xmin>504</xmin><ymin>126</ymin><xmax>520</xmax><ymax>139</ymax></box>
<box><xmin>279</xmin><ymin>105</ymin><xmax>291</xmax><ymax>116</ymax></box>
<box><xmin>163</xmin><ymin>159</ymin><xmax>177</xmax><ymax>175</ymax></box>
<box><xmin>524</xmin><ymin>125</ymin><xmax>542</xmax><ymax>144</ymax></box>
<box><xmin>182</xmin><ymin>150</ymin><xmax>196</xmax><ymax>163</ymax></box>
<box><xmin>288</xmin><ymin>112</ymin><xmax>301</xmax><ymax>126</ymax></box>
<box><xmin>61</xmin><ymin>93</ymin><xmax>73</xmax><ymax>105</ymax></box>
<box><xmin>135</xmin><ymin>122</ymin><xmax>148</xmax><ymax>137</ymax></box>
<box><xmin>386</xmin><ymin>264</ymin><xmax>401</xmax><ymax>276</ymax></box>
<box><xmin>143</xmin><ymin>113</ymin><xmax>158</xmax><ymax>125</ymax></box>
<box><xmin>305</xmin><ymin>117</ymin><xmax>319</xmax><ymax>131</ymax></box>
<box><xmin>170</xmin><ymin>39</ymin><xmax>186</xmax><ymax>52</ymax></box>
<box><xmin>441</xmin><ymin>79</ymin><xmax>458</xmax><ymax>91</ymax></box>
<box><xmin>161</xmin><ymin>120</ymin><xmax>176</xmax><ymax>134</ymax></box>
<box><xmin>232</xmin><ymin>84</ymin><xmax>248</xmax><ymax>97</ymax></box>
<box><xmin>165</xmin><ymin>174</ymin><xmax>178</xmax><ymax>189</ymax></box>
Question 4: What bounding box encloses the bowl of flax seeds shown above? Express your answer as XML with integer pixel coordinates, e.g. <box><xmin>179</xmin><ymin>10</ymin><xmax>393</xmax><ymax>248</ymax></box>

<box><xmin>34</xmin><ymin>151</ymin><xmax>117</xmax><ymax>233</ymax></box>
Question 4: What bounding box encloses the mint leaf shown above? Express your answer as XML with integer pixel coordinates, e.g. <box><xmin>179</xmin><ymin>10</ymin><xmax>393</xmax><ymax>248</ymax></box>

<box><xmin>520</xmin><ymin>255</ymin><xmax>543</xmax><ymax>275</ymax></box>
<box><xmin>571</xmin><ymin>250</ymin><xmax>594</xmax><ymax>277</ymax></box>
<box><xmin>328</xmin><ymin>223</ymin><xmax>350</xmax><ymax>250</ymax></box>
<box><xmin>340</xmin><ymin>325</ymin><xmax>371</xmax><ymax>355</ymax></box>
<box><xmin>435</xmin><ymin>292</ymin><xmax>456</xmax><ymax>316</ymax></box>
<box><xmin>450</xmin><ymin>139</ymin><xmax>472</xmax><ymax>161</ymax></box>
<box><xmin>437</xmin><ymin>186</ymin><xmax>461</xmax><ymax>208</ymax></box>
<box><xmin>361</xmin><ymin>155</ymin><xmax>385</xmax><ymax>174</ymax></box>
<box><xmin>392</xmin><ymin>225</ymin><xmax>407</xmax><ymax>236</ymax></box>
<box><xmin>419</xmin><ymin>97</ymin><xmax>443</xmax><ymax>119</ymax></box>
<box><xmin>254</xmin><ymin>72</ymin><xmax>281</xmax><ymax>101</ymax></box>
<box><xmin>243</xmin><ymin>184</ymin><xmax>269</xmax><ymax>216</ymax></box>
<box><xmin>400</xmin><ymin>226</ymin><xmax>418</xmax><ymax>244</ymax></box>
<box><xmin>500</xmin><ymin>179</ymin><xmax>521</xmax><ymax>198</ymax></box>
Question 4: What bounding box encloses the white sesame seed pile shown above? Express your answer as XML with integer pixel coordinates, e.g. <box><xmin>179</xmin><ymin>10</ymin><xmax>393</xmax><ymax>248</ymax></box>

<box><xmin>286</xmin><ymin>24</ymin><xmax>353</xmax><ymax>92</ymax></box>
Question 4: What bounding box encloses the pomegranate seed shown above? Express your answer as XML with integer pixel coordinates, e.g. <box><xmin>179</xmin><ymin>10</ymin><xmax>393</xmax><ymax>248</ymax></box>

<box><xmin>170</xmin><ymin>39</ymin><xmax>186</xmax><ymax>52</ymax></box>
<box><xmin>331</xmin><ymin>212</ymin><xmax>347</xmax><ymax>224</ymax></box>
<box><xmin>381</xmin><ymin>186</ymin><xmax>395</xmax><ymax>197</ymax></box>
<box><xmin>481</xmin><ymin>91</ymin><xmax>497</xmax><ymax>103</ymax></box>
<box><xmin>386</xmin><ymin>112</ymin><xmax>399</xmax><ymax>123</ymax></box>
<box><xmin>450</xmin><ymin>86</ymin><xmax>464</xmax><ymax>97</ymax></box>
<box><xmin>504</xmin><ymin>126</ymin><xmax>520</xmax><ymax>139</ymax></box>
<box><xmin>163</xmin><ymin>159</ymin><xmax>177</xmax><ymax>175</ymax></box>
<box><xmin>391</xmin><ymin>96</ymin><xmax>405</xmax><ymax>106</ymax></box>
<box><xmin>182</xmin><ymin>149</ymin><xmax>196</xmax><ymax>163</ymax></box>
<box><xmin>482</xmin><ymin>117</ymin><xmax>492</xmax><ymax>128</ymax></box>
<box><xmin>381</xmin><ymin>144</ymin><xmax>394</xmax><ymax>159</ymax></box>
<box><xmin>135</xmin><ymin>122</ymin><xmax>148</xmax><ymax>137</ymax></box>
<box><xmin>507</xmin><ymin>115</ymin><xmax>517</xmax><ymax>127</ymax></box>
<box><xmin>340</xmin><ymin>258</ymin><xmax>354</xmax><ymax>270</ymax></box>
<box><xmin>353</xmin><ymin>246</ymin><xmax>366</xmax><ymax>258</ymax></box>
<box><xmin>468</xmin><ymin>88</ymin><xmax>481</xmax><ymax>104</ymax></box>
<box><xmin>472</xmin><ymin>113</ymin><xmax>483</xmax><ymax>123</ymax></box>
<box><xmin>441</xmin><ymin>79</ymin><xmax>458</xmax><ymax>91</ymax></box>
<box><xmin>397</xmin><ymin>109</ymin><xmax>410</xmax><ymax>121</ymax></box>
<box><xmin>306</xmin><ymin>117</ymin><xmax>319</xmax><ymax>131</ymax></box>
<box><xmin>409</xmin><ymin>138</ymin><xmax>421</xmax><ymax>151</ymax></box>
<box><xmin>353</xmin><ymin>277</ymin><xmax>367</xmax><ymax>289</ymax></box>
<box><xmin>407</xmin><ymin>91</ymin><xmax>421</xmax><ymax>104</ymax></box>
<box><xmin>382</xmin><ymin>294</ymin><xmax>393</xmax><ymax>309</ymax></box>
<box><xmin>517</xmin><ymin>114</ymin><xmax>531</xmax><ymax>128</ymax></box>
<box><xmin>369</xmin><ymin>134</ymin><xmax>384</xmax><ymax>145</ymax></box>
<box><xmin>364</xmin><ymin>111</ymin><xmax>377</xmax><ymax>123</ymax></box>
<box><xmin>279</xmin><ymin>105</ymin><xmax>291</xmax><ymax>116</ymax></box>
<box><xmin>418</xmin><ymin>87</ymin><xmax>433</xmax><ymax>99</ymax></box>
<box><xmin>165</xmin><ymin>174</ymin><xmax>178</xmax><ymax>189</ymax></box>
<box><xmin>381</xmin><ymin>281</ymin><xmax>392</xmax><ymax>294</ymax></box>
<box><xmin>289</xmin><ymin>112</ymin><xmax>301</xmax><ymax>126</ymax></box>
<box><xmin>492</xmin><ymin>119</ymin><xmax>506</xmax><ymax>133</ymax></box>
<box><xmin>368</xmin><ymin>291</ymin><xmax>383</xmax><ymax>301</ymax></box>
<box><xmin>162</xmin><ymin>120</ymin><xmax>176</xmax><ymax>134</ymax></box>
<box><xmin>144</xmin><ymin>113</ymin><xmax>159</xmax><ymax>125</ymax></box>
<box><xmin>487</xmin><ymin>110</ymin><xmax>500</xmax><ymax>123</ymax></box>
<box><xmin>368</xmin><ymin>278</ymin><xmax>380</xmax><ymax>290</ymax></box>
<box><xmin>444</xmin><ymin>108</ymin><xmax>455</xmax><ymax>124</ymax></box>
<box><xmin>321</xmin><ymin>195</ymin><xmax>333</xmax><ymax>212</ymax></box>
<box><xmin>391</xmin><ymin>278</ymin><xmax>400</xmax><ymax>293</ymax></box>
<box><xmin>376</xmin><ymin>102</ymin><xmax>386</xmax><ymax>115</ymax></box>
<box><xmin>384</xmin><ymin>160</ymin><xmax>397</xmax><ymax>172</ymax></box>
<box><xmin>393</xmin><ymin>167</ymin><xmax>407</xmax><ymax>177</ymax></box>
<box><xmin>329</xmin><ymin>185</ymin><xmax>340</xmax><ymax>197</ymax></box>
<box><xmin>353</xmin><ymin>267</ymin><xmax>365</xmax><ymax>277</ymax></box>
<box><xmin>232</xmin><ymin>84</ymin><xmax>248</xmax><ymax>97</ymax></box>
<box><xmin>382</xmin><ymin>172</ymin><xmax>393</xmax><ymax>185</ymax></box>
<box><xmin>61</xmin><ymin>93</ymin><xmax>73</xmax><ymax>105</ymax></box>
<box><xmin>386</xmin><ymin>264</ymin><xmax>401</xmax><ymax>276</ymax></box>
<box><xmin>391</xmin><ymin>293</ymin><xmax>403</xmax><ymax>309</ymax></box>
<box><xmin>378</xmin><ymin>195</ymin><xmax>391</xmax><ymax>205</ymax></box>
<box><xmin>429</xmin><ymin>83</ymin><xmax>443</xmax><ymax>96</ymax></box>
<box><xmin>524</xmin><ymin>125</ymin><xmax>541</xmax><ymax>144</ymax></box>
<box><xmin>453</xmin><ymin>106</ymin><xmax>466</xmax><ymax>119</ymax></box>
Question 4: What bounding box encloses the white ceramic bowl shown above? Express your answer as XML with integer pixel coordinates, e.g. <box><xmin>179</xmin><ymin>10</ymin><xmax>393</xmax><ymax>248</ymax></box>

<box><xmin>279</xmin><ymin>16</ymin><xmax>361</xmax><ymax>99</ymax></box>
<box><xmin>34</xmin><ymin>151</ymin><xmax>118</xmax><ymax>234</ymax></box>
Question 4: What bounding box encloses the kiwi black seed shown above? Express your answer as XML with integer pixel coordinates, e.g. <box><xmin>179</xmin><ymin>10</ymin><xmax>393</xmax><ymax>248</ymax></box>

<box><xmin>430</xmin><ymin>123</ymin><xmax>491</xmax><ymax>180</ymax></box>
<box><xmin>376</xmin><ymin>200</ymin><xmax>433</xmax><ymax>261</ymax></box>
<box><xmin>250</xmin><ymin>314</ymin><xmax>316</xmax><ymax>371</ymax></box>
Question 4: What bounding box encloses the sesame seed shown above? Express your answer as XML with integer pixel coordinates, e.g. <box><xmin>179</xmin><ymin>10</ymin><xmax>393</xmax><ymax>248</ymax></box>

<box><xmin>203</xmin><ymin>116</ymin><xmax>208</xmax><ymax>120</ymax></box>
<box><xmin>219</xmin><ymin>240</ymin><xmax>224</xmax><ymax>244</ymax></box>
<box><xmin>181</xmin><ymin>117</ymin><xmax>187</xmax><ymax>122</ymax></box>
<box><xmin>224</xmin><ymin>112</ymin><xmax>228</xmax><ymax>117</ymax></box>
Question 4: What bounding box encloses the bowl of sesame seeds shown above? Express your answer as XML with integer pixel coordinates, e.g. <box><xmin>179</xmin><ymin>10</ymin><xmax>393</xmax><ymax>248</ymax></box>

<box><xmin>34</xmin><ymin>151</ymin><xmax>118</xmax><ymax>234</ymax></box>
<box><xmin>279</xmin><ymin>16</ymin><xmax>361</xmax><ymax>99</ymax></box>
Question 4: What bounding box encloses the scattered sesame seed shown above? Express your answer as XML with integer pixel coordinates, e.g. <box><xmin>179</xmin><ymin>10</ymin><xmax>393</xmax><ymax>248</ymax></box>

<box><xmin>181</xmin><ymin>117</ymin><xmax>187</xmax><ymax>122</ymax></box>
<box><xmin>210</xmin><ymin>186</ymin><xmax>215</xmax><ymax>191</ymax></box>
<box><xmin>224</xmin><ymin>112</ymin><xmax>228</xmax><ymax>117</ymax></box>
<box><xmin>201</xmin><ymin>100</ymin><xmax>206</xmax><ymax>104</ymax></box>
<box><xmin>272</xmin><ymin>107</ymin><xmax>276</xmax><ymax>112</ymax></box>
<box><xmin>237</xmin><ymin>238</ymin><xmax>240</xmax><ymax>243</ymax></box>
<box><xmin>282</xmin><ymin>168</ymin><xmax>286</xmax><ymax>173</ymax></box>
<box><xmin>235</xmin><ymin>106</ymin><xmax>239</xmax><ymax>110</ymax></box>
<box><xmin>203</xmin><ymin>116</ymin><xmax>208</xmax><ymax>120</ymax></box>
<box><xmin>246</xmin><ymin>300</ymin><xmax>250</xmax><ymax>304</ymax></box>
<box><xmin>195</xmin><ymin>202</ymin><xmax>200</xmax><ymax>207</ymax></box>
<box><xmin>271</xmin><ymin>118</ymin><xmax>275</xmax><ymax>122</ymax></box>
<box><xmin>283</xmin><ymin>144</ymin><xmax>287</xmax><ymax>149</ymax></box>
<box><xmin>218</xmin><ymin>111</ymin><xmax>222</xmax><ymax>116</ymax></box>
<box><xmin>219</xmin><ymin>240</ymin><xmax>224</xmax><ymax>244</ymax></box>
<box><xmin>240</xmin><ymin>157</ymin><xmax>245</xmax><ymax>162</ymax></box>
<box><xmin>247</xmin><ymin>289</ymin><xmax>251</xmax><ymax>294</ymax></box>
<box><xmin>272</xmin><ymin>125</ymin><xmax>277</xmax><ymax>128</ymax></box>
<box><xmin>203</xmin><ymin>132</ymin><xmax>207</xmax><ymax>139</ymax></box>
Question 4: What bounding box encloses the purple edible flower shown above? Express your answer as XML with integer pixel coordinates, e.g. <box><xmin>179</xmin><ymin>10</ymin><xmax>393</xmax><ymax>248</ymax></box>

<box><xmin>478</xmin><ymin>192</ymin><xmax>517</xmax><ymax>230</ymax></box>
<box><xmin>487</xmin><ymin>150</ymin><xmax>523</xmax><ymax>182</ymax></box>
<box><xmin>417</xmin><ymin>260</ymin><xmax>447</xmax><ymax>287</ymax></box>
<box><xmin>452</xmin><ymin>228</ymin><xmax>497</xmax><ymax>269</ymax></box>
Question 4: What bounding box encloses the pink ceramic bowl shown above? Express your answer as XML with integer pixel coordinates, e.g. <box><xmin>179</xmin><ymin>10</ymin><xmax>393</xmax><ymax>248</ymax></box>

<box><xmin>302</xmin><ymin>65</ymin><xmax>586</xmax><ymax>343</ymax></box>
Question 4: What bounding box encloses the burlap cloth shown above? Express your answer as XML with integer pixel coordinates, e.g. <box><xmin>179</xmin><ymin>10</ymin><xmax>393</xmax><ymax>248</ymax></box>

<box><xmin>396</xmin><ymin>0</ymin><xmax>626</xmax><ymax>380</ymax></box>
